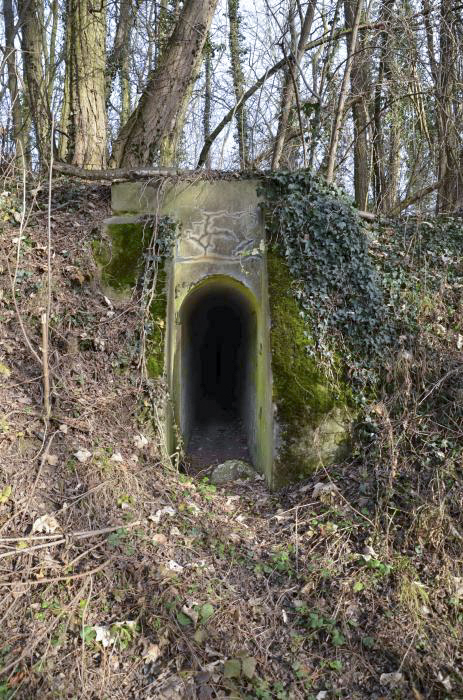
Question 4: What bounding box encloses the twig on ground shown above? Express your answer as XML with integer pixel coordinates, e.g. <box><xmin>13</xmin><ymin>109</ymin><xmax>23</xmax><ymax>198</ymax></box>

<box><xmin>0</xmin><ymin>559</ymin><xmax>111</xmax><ymax>587</ymax></box>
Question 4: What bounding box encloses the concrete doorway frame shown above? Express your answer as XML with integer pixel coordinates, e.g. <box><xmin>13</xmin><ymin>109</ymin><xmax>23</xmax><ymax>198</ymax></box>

<box><xmin>167</xmin><ymin>274</ymin><xmax>273</xmax><ymax>480</ymax></box>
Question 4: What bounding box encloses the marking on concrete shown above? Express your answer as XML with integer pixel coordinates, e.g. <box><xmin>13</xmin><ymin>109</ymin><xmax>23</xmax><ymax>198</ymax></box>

<box><xmin>176</xmin><ymin>207</ymin><xmax>260</xmax><ymax>261</ymax></box>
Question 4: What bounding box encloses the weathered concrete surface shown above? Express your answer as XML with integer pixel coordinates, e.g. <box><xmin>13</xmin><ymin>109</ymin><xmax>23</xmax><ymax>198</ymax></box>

<box><xmin>97</xmin><ymin>179</ymin><xmax>354</xmax><ymax>490</ymax></box>
<box><xmin>161</xmin><ymin>181</ymin><xmax>273</xmax><ymax>484</ymax></box>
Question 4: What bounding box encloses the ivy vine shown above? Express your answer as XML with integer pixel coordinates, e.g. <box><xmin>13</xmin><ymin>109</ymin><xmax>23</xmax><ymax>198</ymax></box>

<box><xmin>259</xmin><ymin>171</ymin><xmax>392</xmax><ymax>392</ymax></box>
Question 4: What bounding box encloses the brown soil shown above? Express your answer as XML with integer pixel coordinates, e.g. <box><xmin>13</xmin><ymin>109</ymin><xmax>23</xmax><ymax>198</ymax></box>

<box><xmin>0</xmin><ymin>180</ymin><xmax>461</xmax><ymax>700</ymax></box>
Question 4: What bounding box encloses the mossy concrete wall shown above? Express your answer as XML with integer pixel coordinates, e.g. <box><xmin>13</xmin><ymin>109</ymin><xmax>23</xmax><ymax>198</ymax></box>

<box><xmin>96</xmin><ymin>178</ymin><xmax>353</xmax><ymax>488</ymax></box>
<box><xmin>267</xmin><ymin>252</ymin><xmax>353</xmax><ymax>489</ymax></box>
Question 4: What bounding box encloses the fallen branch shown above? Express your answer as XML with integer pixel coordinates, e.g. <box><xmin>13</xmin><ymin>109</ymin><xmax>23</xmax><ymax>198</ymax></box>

<box><xmin>52</xmin><ymin>161</ymin><xmax>186</xmax><ymax>181</ymax></box>
<box><xmin>357</xmin><ymin>210</ymin><xmax>376</xmax><ymax>221</ymax></box>
<box><xmin>0</xmin><ymin>559</ymin><xmax>111</xmax><ymax>587</ymax></box>
<box><xmin>0</xmin><ymin>519</ymin><xmax>145</xmax><ymax>550</ymax></box>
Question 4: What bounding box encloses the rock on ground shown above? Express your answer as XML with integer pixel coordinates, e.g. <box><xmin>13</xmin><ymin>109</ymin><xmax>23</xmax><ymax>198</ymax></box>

<box><xmin>210</xmin><ymin>459</ymin><xmax>255</xmax><ymax>485</ymax></box>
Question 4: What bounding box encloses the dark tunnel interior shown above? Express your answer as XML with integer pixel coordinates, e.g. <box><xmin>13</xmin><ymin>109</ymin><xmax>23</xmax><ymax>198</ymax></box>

<box><xmin>181</xmin><ymin>281</ymin><xmax>256</xmax><ymax>469</ymax></box>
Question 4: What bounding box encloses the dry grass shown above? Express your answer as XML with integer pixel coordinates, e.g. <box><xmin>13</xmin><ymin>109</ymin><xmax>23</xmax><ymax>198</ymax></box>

<box><xmin>0</xmin><ymin>181</ymin><xmax>462</xmax><ymax>699</ymax></box>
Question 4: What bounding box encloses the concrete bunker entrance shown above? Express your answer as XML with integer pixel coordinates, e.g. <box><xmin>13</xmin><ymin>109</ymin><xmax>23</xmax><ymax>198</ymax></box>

<box><xmin>180</xmin><ymin>278</ymin><xmax>257</xmax><ymax>470</ymax></box>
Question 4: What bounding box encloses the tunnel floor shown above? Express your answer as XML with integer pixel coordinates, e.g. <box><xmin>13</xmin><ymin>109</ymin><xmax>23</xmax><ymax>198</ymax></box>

<box><xmin>181</xmin><ymin>282</ymin><xmax>255</xmax><ymax>474</ymax></box>
<box><xmin>186</xmin><ymin>412</ymin><xmax>250</xmax><ymax>472</ymax></box>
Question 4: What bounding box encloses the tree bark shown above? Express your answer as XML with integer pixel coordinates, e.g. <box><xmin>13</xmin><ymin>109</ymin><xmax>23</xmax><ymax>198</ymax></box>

<box><xmin>228</xmin><ymin>0</ymin><xmax>249</xmax><ymax>167</ymax></box>
<box><xmin>106</xmin><ymin>0</ymin><xmax>135</xmax><ymax>127</ymax></box>
<box><xmin>3</xmin><ymin>0</ymin><xmax>25</xmax><ymax>160</ymax></box>
<box><xmin>436</xmin><ymin>0</ymin><xmax>462</xmax><ymax>211</ymax></box>
<box><xmin>344</xmin><ymin>0</ymin><xmax>370</xmax><ymax>210</ymax></box>
<box><xmin>326</xmin><ymin>0</ymin><xmax>363</xmax><ymax>183</ymax></box>
<box><xmin>111</xmin><ymin>0</ymin><xmax>219</xmax><ymax>168</ymax></box>
<box><xmin>271</xmin><ymin>0</ymin><xmax>317</xmax><ymax>170</ymax></box>
<box><xmin>62</xmin><ymin>0</ymin><xmax>107</xmax><ymax>168</ymax></box>
<box><xmin>18</xmin><ymin>0</ymin><xmax>49</xmax><ymax>162</ymax></box>
<box><xmin>58</xmin><ymin>3</ymin><xmax>72</xmax><ymax>161</ymax></box>
<box><xmin>203</xmin><ymin>36</ymin><xmax>212</xmax><ymax>169</ymax></box>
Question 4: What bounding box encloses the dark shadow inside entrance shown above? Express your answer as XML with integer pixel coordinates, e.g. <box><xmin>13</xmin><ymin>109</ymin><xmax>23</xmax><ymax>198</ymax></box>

<box><xmin>181</xmin><ymin>280</ymin><xmax>256</xmax><ymax>471</ymax></box>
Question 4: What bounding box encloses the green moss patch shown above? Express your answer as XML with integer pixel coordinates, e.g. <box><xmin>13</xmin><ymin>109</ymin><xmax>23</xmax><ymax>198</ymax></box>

<box><xmin>268</xmin><ymin>251</ymin><xmax>352</xmax><ymax>486</ymax></box>
<box><xmin>93</xmin><ymin>220</ymin><xmax>152</xmax><ymax>293</ymax></box>
<box><xmin>93</xmin><ymin>217</ymin><xmax>170</xmax><ymax>379</ymax></box>
<box><xmin>146</xmin><ymin>265</ymin><xmax>167</xmax><ymax>379</ymax></box>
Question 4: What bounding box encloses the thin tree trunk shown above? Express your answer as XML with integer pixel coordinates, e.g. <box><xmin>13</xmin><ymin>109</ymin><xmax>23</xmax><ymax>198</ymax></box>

<box><xmin>58</xmin><ymin>4</ymin><xmax>72</xmax><ymax>161</ymax></box>
<box><xmin>326</xmin><ymin>0</ymin><xmax>363</xmax><ymax>183</ymax></box>
<box><xmin>63</xmin><ymin>0</ymin><xmax>107</xmax><ymax>168</ymax></box>
<box><xmin>3</xmin><ymin>0</ymin><xmax>25</xmax><ymax>159</ymax></box>
<box><xmin>228</xmin><ymin>0</ymin><xmax>249</xmax><ymax>167</ymax></box>
<box><xmin>371</xmin><ymin>0</ymin><xmax>393</xmax><ymax>209</ymax></box>
<box><xmin>47</xmin><ymin>0</ymin><xmax>59</xmax><ymax>103</ymax></box>
<box><xmin>111</xmin><ymin>0</ymin><xmax>219</xmax><ymax>167</ymax></box>
<box><xmin>436</xmin><ymin>0</ymin><xmax>462</xmax><ymax>211</ymax></box>
<box><xmin>271</xmin><ymin>0</ymin><xmax>317</xmax><ymax>170</ymax></box>
<box><xmin>344</xmin><ymin>0</ymin><xmax>370</xmax><ymax>209</ymax></box>
<box><xmin>381</xmin><ymin>2</ymin><xmax>401</xmax><ymax>213</ymax></box>
<box><xmin>18</xmin><ymin>0</ymin><xmax>49</xmax><ymax>162</ymax></box>
<box><xmin>106</xmin><ymin>0</ymin><xmax>134</xmax><ymax>128</ymax></box>
<box><xmin>203</xmin><ymin>36</ymin><xmax>212</xmax><ymax>169</ymax></box>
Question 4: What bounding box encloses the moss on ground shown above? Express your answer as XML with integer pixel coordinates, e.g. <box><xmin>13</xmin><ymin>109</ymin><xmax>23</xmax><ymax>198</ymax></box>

<box><xmin>268</xmin><ymin>250</ymin><xmax>351</xmax><ymax>485</ymax></box>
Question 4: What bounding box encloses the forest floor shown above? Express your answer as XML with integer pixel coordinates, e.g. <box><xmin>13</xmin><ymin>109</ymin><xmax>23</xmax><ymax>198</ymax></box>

<box><xmin>0</xmin><ymin>181</ymin><xmax>462</xmax><ymax>699</ymax></box>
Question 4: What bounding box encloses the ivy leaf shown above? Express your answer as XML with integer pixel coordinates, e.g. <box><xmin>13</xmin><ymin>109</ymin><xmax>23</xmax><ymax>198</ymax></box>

<box><xmin>223</xmin><ymin>659</ymin><xmax>241</xmax><ymax>679</ymax></box>
<box><xmin>200</xmin><ymin>603</ymin><xmax>214</xmax><ymax>623</ymax></box>
<box><xmin>176</xmin><ymin>611</ymin><xmax>192</xmax><ymax>626</ymax></box>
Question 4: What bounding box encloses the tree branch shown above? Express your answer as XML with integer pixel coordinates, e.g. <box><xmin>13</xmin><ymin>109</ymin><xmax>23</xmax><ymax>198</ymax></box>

<box><xmin>390</xmin><ymin>181</ymin><xmax>441</xmax><ymax>215</ymax></box>
<box><xmin>196</xmin><ymin>22</ymin><xmax>384</xmax><ymax>168</ymax></box>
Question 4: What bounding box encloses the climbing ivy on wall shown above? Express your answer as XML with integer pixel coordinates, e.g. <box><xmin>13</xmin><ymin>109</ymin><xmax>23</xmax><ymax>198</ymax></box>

<box><xmin>139</xmin><ymin>215</ymin><xmax>177</xmax><ymax>379</ymax></box>
<box><xmin>259</xmin><ymin>172</ymin><xmax>391</xmax><ymax>393</ymax></box>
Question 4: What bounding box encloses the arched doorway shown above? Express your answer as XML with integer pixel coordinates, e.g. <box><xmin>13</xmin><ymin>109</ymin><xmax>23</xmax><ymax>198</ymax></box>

<box><xmin>178</xmin><ymin>277</ymin><xmax>258</xmax><ymax>469</ymax></box>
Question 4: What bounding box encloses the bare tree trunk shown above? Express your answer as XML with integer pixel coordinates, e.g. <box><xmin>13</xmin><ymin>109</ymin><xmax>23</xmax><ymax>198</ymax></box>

<box><xmin>228</xmin><ymin>0</ymin><xmax>249</xmax><ymax>167</ymax></box>
<box><xmin>3</xmin><ymin>0</ymin><xmax>25</xmax><ymax>159</ymax></box>
<box><xmin>112</xmin><ymin>0</ymin><xmax>218</xmax><ymax>167</ymax></box>
<box><xmin>58</xmin><ymin>3</ymin><xmax>72</xmax><ymax>161</ymax></box>
<box><xmin>271</xmin><ymin>0</ymin><xmax>317</xmax><ymax>170</ymax></box>
<box><xmin>106</xmin><ymin>0</ymin><xmax>135</xmax><ymax>128</ymax></box>
<box><xmin>380</xmin><ymin>4</ymin><xmax>401</xmax><ymax>213</ymax></box>
<box><xmin>371</xmin><ymin>0</ymin><xmax>393</xmax><ymax>209</ymax></box>
<box><xmin>46</xmin><ymin>0</ymin><xmax>59</xmax><ymax>103</ymax></box>
<box><xmin>436</xmin><ymin>0</ymin><xmax>462</xmax><ymax>211</ymax></box>
<box><xmin>326</xmin><ymin>0</ymin><xmax>363</xmax><ymax>182</ymax></box>
<box><xmin>344</xmin><ymin>0</ymin><xmax>370</xmax><ymax>209</ymax></box>
<box><xmin>203</xmin><ymin>36</ymin><xmax>212</xmax><ymax>169</ymax></box>
<box><xmin>18</xmin><ymin>0</ymin><xmax>49</xmax><ymax>162</ymax></box>
<box><xmin>62</xmin><ymin>0</ymin><xmax>107</xmax><ymax>168</ymax></box>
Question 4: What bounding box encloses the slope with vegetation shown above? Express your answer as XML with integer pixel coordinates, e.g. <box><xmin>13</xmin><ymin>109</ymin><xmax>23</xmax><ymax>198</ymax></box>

<box><xmin>0</xmin><ymin>178</ymin><xmax>462</xmax><ymax>699</ymax></box>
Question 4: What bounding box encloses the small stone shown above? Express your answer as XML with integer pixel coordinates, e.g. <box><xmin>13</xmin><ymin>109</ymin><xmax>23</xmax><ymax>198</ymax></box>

<box><xmin>133</xmin><ymin>434</ymin><xmax>148</xmax><ymax>449</ymax></box>
<box><xmin>32</xmin><ymin>514</ymin><xmax>60</xmax><ymax>534</ymax></box>
<box><xmin>152</xmin><ymin>533</ymin><xmax>167</xmax><ymax>545</ymax></box>
<box><xmin>379</xmin><ymin>671</ymin><xmax>403</xmax><ymax>688</ymax></box>
<box><xmin>74</xmin><ymin>448</ymin><xmax>92</xmax><ymax>463</ymax></box>
<box><xmin>210</xmin><ymin>460</ymin><xmax>255</xmax><ymax>485</ymax></box>
<box><xmin>312</xmin><ymin>481</ymin><xmax>341</xmax><ymax>505</ymax></box>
